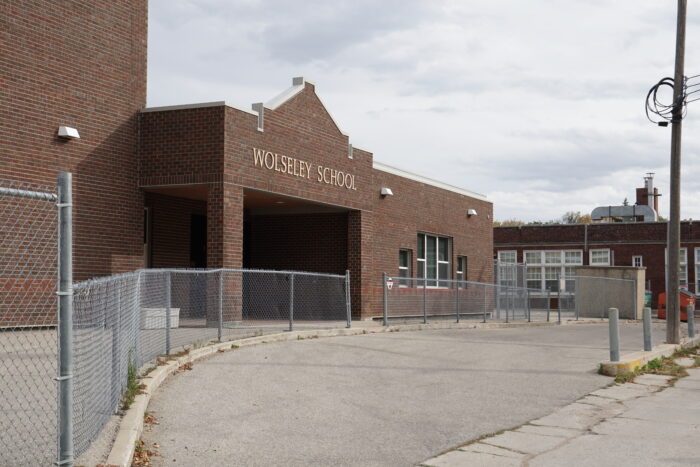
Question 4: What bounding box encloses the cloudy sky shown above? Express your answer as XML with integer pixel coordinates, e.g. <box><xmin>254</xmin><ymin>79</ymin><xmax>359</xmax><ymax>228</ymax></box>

<box><xmin>148</xmin><ymin>0</ymin><xmax>700</xmax><ymax>222</ymax></box>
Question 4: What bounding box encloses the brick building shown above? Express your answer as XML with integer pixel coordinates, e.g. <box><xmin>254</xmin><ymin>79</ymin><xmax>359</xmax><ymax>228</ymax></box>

<box><xmin>2</xmin><ymin>1</ymin><xmax>493</xmax><ymax>320</ymax></box>
<box><xmin>494</xmin><ymin>179</ymin><xmax>700</xmax><ymax>309</ymax></box>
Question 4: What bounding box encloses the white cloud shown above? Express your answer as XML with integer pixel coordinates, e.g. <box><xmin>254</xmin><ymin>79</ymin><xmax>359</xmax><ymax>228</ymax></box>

<box><xmin>148</xmin><ymin>0</ymin><xmax>700</xmax><ymax>222</ymax></box>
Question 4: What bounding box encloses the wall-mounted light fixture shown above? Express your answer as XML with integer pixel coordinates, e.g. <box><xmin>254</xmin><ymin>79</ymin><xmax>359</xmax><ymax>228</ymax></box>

<box><xmin>380</xmin><ymin>187</ymin><xmax>393</xmax><ymax>197</ymax></box>
<box><xmin>467</xmin><ymin>209</ymin><xmax>478</xmax><ymax>217</ymax></box>
<box><xmin>57</xmin><ymin>126</ymin><xmax>80</xmax><ymax>139</ymax></box>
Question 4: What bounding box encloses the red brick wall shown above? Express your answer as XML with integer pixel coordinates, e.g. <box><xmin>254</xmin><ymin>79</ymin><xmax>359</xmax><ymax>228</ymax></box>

<box><xmin>139</xmin><ymin>83</ymin><xmax>494</xmax><ymax>318</ymax></box>
<box><xmin>1</xmin><ymin>1</ymin><xmax>148</xmax><ymax>280</ymax></box>
<box><xmin>494</xmin><ymin>222</ymin><xmax>700</xmax><ymax>307</ymax></box>
<box><xmin>145</xmin><ymin>192</ymin><xmax>206</xmax><ymax>268</ymax></box>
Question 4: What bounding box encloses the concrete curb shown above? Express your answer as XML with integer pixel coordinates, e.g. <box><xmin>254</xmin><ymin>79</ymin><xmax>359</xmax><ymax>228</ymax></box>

<box><xmin>104</xmin><ymin>318</ymin><xmax>602</xmax><ymax>466</ymax></box>
<box><xmin>599</xmin><ymin>334</ymin><xmax>700</xmax><ymax>376</ymax></box>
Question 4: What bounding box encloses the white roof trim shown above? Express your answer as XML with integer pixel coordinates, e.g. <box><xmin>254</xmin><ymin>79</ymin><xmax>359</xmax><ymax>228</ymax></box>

<box><xmin>263</xmin><ymin>77</ymin><xmax>347</xmax><ymax>136</ymax></box>
<box><xmin>141</xmin><ymin>101</ymin><xmax>258</xmax><ymax>116</ymax></box>
<box><xmin>264</xmin><ymin>80</ymin><xmax>306</xmax><ymax>110</ymax></box>
<box><xmin>373</xmin><ymin>161</ymin><xmax>488</xmax><ymax>201</ymax></box>
<box><xmin>141</xmin><ymin>101</ymin><xmax>227</xmax><ymax>113</ymax></box>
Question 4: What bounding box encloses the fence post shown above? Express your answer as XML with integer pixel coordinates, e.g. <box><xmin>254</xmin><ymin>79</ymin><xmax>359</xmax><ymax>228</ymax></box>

<box><xmin>165</xmin><ymin>271</ymin><xmax>171</xmax><ymax>355</ymax></box>
<box><xmin>456</xmin><ymin>282</ymin><xmax>460</xmax><ymax>323</ymax></box>
<box><xmin>345</xmin><ymin>270</ymin><xmax>351</xmax><ymax>328</ymax></box>
<box><xmin>289</xmin><ymin>273</ymin><xmax>294</xmax><ymax>332</ymax></box>
<box><xmin>382</xmin><ymin>272</ymin><xmax>388</xmax><ymax>326</ymax></box>
<box><xmin>423</xmin><ymin>277</ymin><xmax>427</xmax><ymax>324</ymax></box>
<box><xmin>557</xmin><ymin>288</ymin><xmax>562</xmax><ymax>323</ymax></box>
<box><xmin>643</xmin><ymin>307</ymin><xmax>653</xmax><ymax>351</ymax></box>
<box><xmin>609</xmin><ymin>308</ymin><xmax>620</xmax><ymax>362</ymax></box>
<box><xmin>505</xmin><ymin>287</ymin><xmax>510</xmax><ymax>323</ymax></box>
<box><xmin>527</xmin><ymin>288</ymin><xmax>531</xmax><ymax>322</ymax></box>
<box><xmin>688</xmin><ymin>305</ymin><xmax>695</xmax><ymax>338</ymax></box>
<box><xmin>546</xmin><ymin>288</ymin><xmax>551</xmax><ymax>322</ymax></box>
<box><xmin>218</xmin><ymin>270</ymin><xmax>224</xmax><ymax>341</ymax></box>
<box><xmin>632</xmin><ymin>279</ymin><xmax>638</xmax><ymax>320</ymax></box>
<box><xmin>496</xmin><ymin>283</ymin><xmax>501</xmax><ymax>319</ymax></box>
<box><xmin>57</xmin><ymin>172</ymin><xmax>73</xmax><ymax>467</ymax></box>
<box><xmin>483</xmin><ymin>286</ymin><xmax>487</xmax><ymax>323</ymax></box>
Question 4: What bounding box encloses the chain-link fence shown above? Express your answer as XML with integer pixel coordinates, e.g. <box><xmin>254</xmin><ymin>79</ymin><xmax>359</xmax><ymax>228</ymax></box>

<box><xmin>382</xmin><ymin>274</ymin><xmax>541</xmax><ymax>324</ymax></box>
<box><xmin>71</xmin><ymin>268</ymin><xmax>350</xmax><ymax>460</ymax></box>
<box><xmin>381</xmin><ymin>274</ymin><xmax>639</xmax><ymax>325</ymax></box>
<box><xmin>494</xmin><ymin>260</ymin><xmax>527</xmax><ymax>289</ymax></box>
<box><xmin>0</xmin><ymin>179</ymin><xmax>59</xmax><ymax>467</ymax></box>
<box><xmin>1</xmin><ymin>171</ymin><xmax>352</xmax><ymax>466</ymax></box>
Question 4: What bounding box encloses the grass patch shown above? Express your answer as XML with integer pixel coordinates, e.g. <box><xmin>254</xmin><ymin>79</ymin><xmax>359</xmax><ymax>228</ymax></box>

<box><xmin>612</xmin><ymin>343</ymin><xmax>699</xmax><ymax>384</ymax></box>
<box><xmin>614</xmin><ymin>356</ymin><xmax>689</xmax><ymax>384</ymax></box>
<box><xmin>121</xmin><ymin>354</ymin><xmax>145</xmax><ymax>410</ymax></box>
<box><xmin>231</xmin><ymin>344</ymin><xmax>239</xmax><ymax>349</ymax></box>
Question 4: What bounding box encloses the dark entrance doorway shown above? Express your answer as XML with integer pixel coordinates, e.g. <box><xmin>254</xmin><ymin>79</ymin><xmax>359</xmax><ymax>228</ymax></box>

<box><xmin>190</xmin><ymin>214</ymin><xmax>207</xmax><ymax>268</ymax></box>
<box><xmin>242</xmin><ymin>189</ymin><xmax>349</xmax><ymax>275</ymax></box>
<box><xmin>242</xmin><ymin>189</ymin><xmax>350</xmax><ymax>321</ymax></box>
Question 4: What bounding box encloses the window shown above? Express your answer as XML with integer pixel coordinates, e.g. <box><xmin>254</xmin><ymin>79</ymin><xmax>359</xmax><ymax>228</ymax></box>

<box><xmin>399</xmin><ymin>249</ymin><xmax>411</xmax><ymax>286</ymax></box>
<box><xmin>456</xmin><ymin>256</ymin><xmax>467</xmax><ymax>287</ymax></box>
<box><xmin>545</xmin><ymin>267</ymin><xmax>560</xmax><ymax>292</ymax></box>
<box><xmin>498</xmin><ymin>250</ymin><xmax>516</xmax><ymax>263</ymax></box>
<box><xmin>632</xmin><ymin>256</ymin><xmax>643</xmax><ymax>268</ymax></box>
<box><xmin>524</xmin><ymin>250</ymin><xmax>582</xmax><ymax>292</ymax></box>
<box><xmin>497</xmin><ymin>250</ymin><xmax>517</xmax><ymax>287</ymax></box>
<box><xmin>590</xmin><ymin>249</ymin><xmax>610</xmax><ymax>266</ymax></box>
<box><xmin>524</xmin><ymin>250</ymin><xmax>540</xmax><ymax>264</ymax></box>
<box><xmin>417</xmin><ymin>233</ymin><xmax>451</xmax><ymax>287</ymax></box>
<box><xmin>665</xmin><ymin>248</ymin><xmax>688</xmax><ymax>287</ymax></box>
<box><xmin>526</xmin><ymin>267</ymin><xmax>541</xmax><ymax>290</ymax></box>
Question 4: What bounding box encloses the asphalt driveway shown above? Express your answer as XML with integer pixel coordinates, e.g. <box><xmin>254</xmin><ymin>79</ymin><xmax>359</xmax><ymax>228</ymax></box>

<box><xmin>141</xmin><ymin>323</ymin><xmax>667</xmax><ymax>466</ymax></box>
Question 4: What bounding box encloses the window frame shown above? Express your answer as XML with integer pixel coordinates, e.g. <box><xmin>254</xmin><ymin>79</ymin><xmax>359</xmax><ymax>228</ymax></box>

<box><xmin>497</xmin><ymin>250</ymin><xmax>517</xmax><ymax>264</ymax></box>
<box><xmin>665</xmin><ymin>247</ymin><xmax>688</xmax><ymax>287</ymax></box>
<box><xmin>589</xmin><ymin>248</ymin><xmax>611</xmax><ymax>266</ymax></box>
<box><xmin>398</xmin><ymin>249</ymin><xmax>411</xmax><ymax>287</ymax></box>
<box><xmin>524</xmin><ymin>249</ymin><xmax>582</xmax><ymax>293</ymax></box>
<box><xmin>417</xmin><ymin>233</ymin><xmax>452</xmax><ymax>288</ymax></box>
<box><xmin>456</xmin><ymin>255</ymin><xmax>467</xmax><ymax>288</ymax></box>
<box><xmin>632</xmin><ymin>255</ymin><xmax>643</xmax><ymax>268</ymax></box>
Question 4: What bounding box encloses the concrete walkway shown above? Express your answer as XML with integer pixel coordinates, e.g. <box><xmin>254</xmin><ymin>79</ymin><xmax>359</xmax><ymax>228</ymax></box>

<box><xmin>423</xmin><ymin>366</ymin><xmax>700</xmax><ymax>467</ymax></box>
<box><xmin>138</xmin><ymin>323</ymin><xmax>669</xmax><ymax>466</ymax></box>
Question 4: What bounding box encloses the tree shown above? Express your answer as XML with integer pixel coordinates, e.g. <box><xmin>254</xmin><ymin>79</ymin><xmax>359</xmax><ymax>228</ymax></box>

<box><xmin>623</xmin><ymin>198</ymin><xmax>629</xmax><ymax>206</ymax></box>
<box><xmin>560</xmin><ymin>211</ymin><xmax>592</xmax><ymax>224</ymax></box>
<box><xmin>493</xmin><ymin>219</ymin><xmax>525</xmax><ymax>227</ymax></box>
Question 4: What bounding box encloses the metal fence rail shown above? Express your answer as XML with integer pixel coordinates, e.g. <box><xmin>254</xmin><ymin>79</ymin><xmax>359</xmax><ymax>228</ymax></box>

<box><xmin>381</xmin><ymin>274</ymin><xmax>639</xmax><ymax>325</ymax></box>
<box><xmin>71</xmin><ymin>267</ymin><xmax>350</xmax><ymax>460</ymax></box>
<box><xmin>0</xmin><ymin>179</ymin><xmax>59</xmax><ymax>467</ymax></box>
<box><xmin>382</xmin><ymin>275</ymin><xmax>540</xmax><ymax>324</ymax></box>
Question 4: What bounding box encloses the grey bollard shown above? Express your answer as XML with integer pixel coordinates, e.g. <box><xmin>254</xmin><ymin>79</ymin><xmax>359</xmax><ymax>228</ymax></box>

<box><xmin>609</xmin><ymin>308</ymin><xmax>620</xmax><ymax>362</ymax></box>
<box><xmin>688</xmin><ymin>305</ymin><xmax>696</xmax><ymax>338</ymax></box>
<box><xmin>643</xmin><ymin>307</ymin><xmax>652</xmax><ymax>352</ymax></box>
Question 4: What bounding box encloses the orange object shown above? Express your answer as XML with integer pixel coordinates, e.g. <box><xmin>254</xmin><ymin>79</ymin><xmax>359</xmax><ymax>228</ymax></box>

<box><xmin>658</xmin><ymin>289</ymin><xmax>696</xmax><ymax>321</ymax></box>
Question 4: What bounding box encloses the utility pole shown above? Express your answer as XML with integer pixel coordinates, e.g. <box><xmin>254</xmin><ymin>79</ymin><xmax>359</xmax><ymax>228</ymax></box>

<box><xmin>667</xmin><ymin>0</ymin><xmax>687</xmax><ymax>344</ymax></box>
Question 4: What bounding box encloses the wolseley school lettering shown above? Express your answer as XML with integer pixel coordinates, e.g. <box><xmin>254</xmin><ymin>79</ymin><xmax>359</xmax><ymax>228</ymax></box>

<box><xmin>252</xmin><ymin>147</ymin><xmax>357</xmax><ymax>190</ymax></box>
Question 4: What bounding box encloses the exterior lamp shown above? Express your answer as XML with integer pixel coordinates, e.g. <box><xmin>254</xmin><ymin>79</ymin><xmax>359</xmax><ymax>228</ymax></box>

<box><xmin>58</xmin><ymin>126</ymin><xmax>80</xmax><ymax>139</ymax></box>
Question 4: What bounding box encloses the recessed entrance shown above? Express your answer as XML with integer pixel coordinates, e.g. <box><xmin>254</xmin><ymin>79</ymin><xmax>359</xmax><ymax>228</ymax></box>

<box><xmin>242</xmin><ymin>189</ymin><xmax>349</xmax><ymax>275</ymax></box>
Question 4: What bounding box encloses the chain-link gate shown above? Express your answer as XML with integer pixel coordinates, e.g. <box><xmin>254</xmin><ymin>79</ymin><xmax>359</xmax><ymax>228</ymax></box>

<box><xmin>0</xmin><ymin>177</ymin><xmax>62</xmax><ymax>466</ymax></box>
